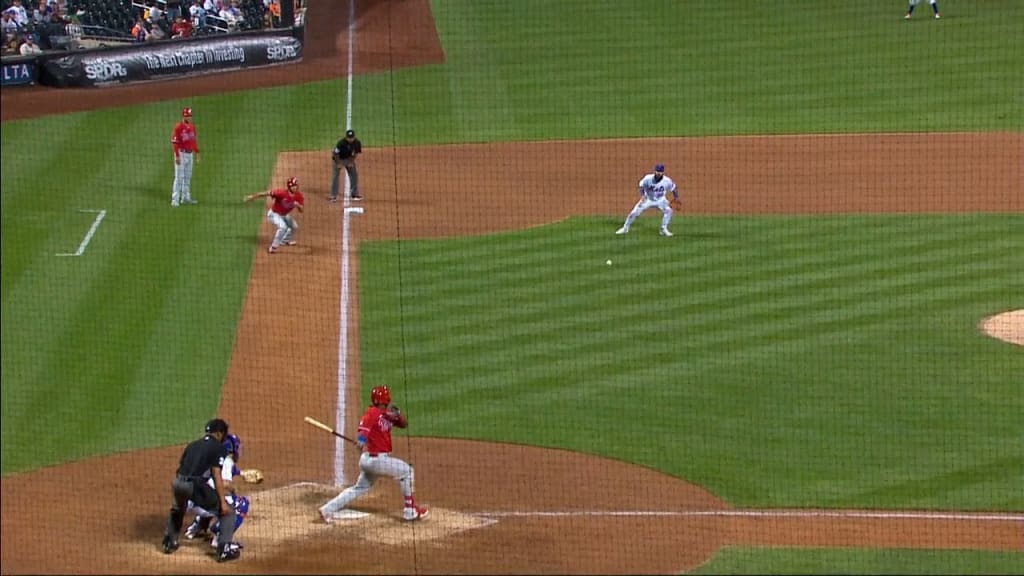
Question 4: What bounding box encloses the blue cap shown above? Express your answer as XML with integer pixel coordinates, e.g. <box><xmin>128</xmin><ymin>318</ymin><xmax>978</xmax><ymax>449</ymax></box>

<box><xmin>654</xmin><ymin>164</ymin><xmax>665</xmax><ymax>172</ymax></box>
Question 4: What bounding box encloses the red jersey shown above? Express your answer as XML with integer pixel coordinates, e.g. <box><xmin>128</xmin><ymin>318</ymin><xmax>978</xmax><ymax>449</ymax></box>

<box><xmin>171</xmin><ymin>121</ymin><xmax>198</xmax><ymax>156</ymax></box>
<box><xmin>170</xmin><ymin>20</ymin><xmax>193</xmax><ymax>38</ymax></box>
<box><xmin>269</xmin><ymin>188</ymin><xmax>303</xmax><ymax>215</ymax></box>
<box><xmin>357</xmin><ymin>406</ymin><xmax>406</xmax><ymax>454</ymax></box>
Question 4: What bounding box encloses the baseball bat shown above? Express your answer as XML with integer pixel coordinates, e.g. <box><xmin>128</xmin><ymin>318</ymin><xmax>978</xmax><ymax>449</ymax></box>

<box><xmin>304</xmin><ymin>416</ymin><xmax>360</xmax><ymax>446</ymax></box>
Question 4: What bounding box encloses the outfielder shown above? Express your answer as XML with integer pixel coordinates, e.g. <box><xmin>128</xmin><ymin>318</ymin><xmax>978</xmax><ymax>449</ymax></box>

<box><xmin>170</xmin><ymin>107</ymin><xmax>200</xmax><ymax>207</ymax></box>
<box><xmin>184</xmin><ymin>433</ymin><xmax>250</xmax><ymax>550</ymax></box>
<box><xmin>615</xmin><ymin>163</ymin><xmax>681</xmax><ymax>237</ymax></box>
<box><xmin>318</xmin><ymin>386</ymin><xmax>429</xmax><ymax>522</ymax></box>
<box><xmin>244</xmin><ymin>176</ymin><xmax>305</xmax><ymax>254</ymax></box>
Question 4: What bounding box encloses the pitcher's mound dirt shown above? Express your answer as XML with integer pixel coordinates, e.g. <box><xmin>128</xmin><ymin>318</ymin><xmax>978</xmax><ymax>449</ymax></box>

<box><xmin>980</xmin><ymin>310</ymin><xmax>1024</xmax><ymax>346</ymax></box>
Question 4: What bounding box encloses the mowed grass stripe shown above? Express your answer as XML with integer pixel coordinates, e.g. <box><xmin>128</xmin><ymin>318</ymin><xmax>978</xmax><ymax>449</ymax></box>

<box><xmin>359</xmin><ymin>215</ymin><xmax>1023</xmax><ymax>507</ymax></box>
<box><xmin>0</xmin><ymin>111</ymin><xmax>128</xmax><ymax>300</ymax></box>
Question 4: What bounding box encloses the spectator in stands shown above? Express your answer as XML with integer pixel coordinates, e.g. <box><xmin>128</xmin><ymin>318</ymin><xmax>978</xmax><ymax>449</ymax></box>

<box><xmin>188</xmin><ymin>0</ymin><xmax>203</xmax><ymax>26</ymax></box>
<box><xmin>32</xmin><ymin>0</ymin><xmax>51</xmax><ymax>23</ymax></box>
<box><xmin>18</xmin><ymin>31</ymin><xmax>40</xmax><ymax>53</ymax></box>
<box><xmin>1</xmin><ymin>11</ymin><xmax>18</xmax><ymax>43</ymax></box>
<box><xmin>170</xmin><ymin>13</ymin><xmax>190</xmax><ymax>37</ymax></box>
<box><xmin>145</xmin><ymin>0</ymin><xmax>162</xmax><ymax>24</ymax></box>
<box><xmin>131</xmin><ymin>15</ymin><xmax>150</xmax><ymax>41</ymax></box>
<box><xmin>164</xmin><ymin>0</ymin><xmax>181</xmax><ymax>23</ymax></box>
<box><xmin>202</xmin><ymin>0</ymin><xmax>217</xmax><ymax>16</ymax></box>
<box><xmin>5</xmin><ymin>0</ymin><xmax>29</xmax><ymax>26</ymax></box>
<box><xmin>147</xmin><ymin>18</ymin><xmax>165</xmax><ymax>39</ymax></box>
<box><xmin>218</xmin><ymin>0</ymin><xmax>240</xmax><ymax>30</ymax></box>
<box><xmin>264</xmin><ymin>0</ymin><xmax>278</xmax><ymax>28</ymax></box>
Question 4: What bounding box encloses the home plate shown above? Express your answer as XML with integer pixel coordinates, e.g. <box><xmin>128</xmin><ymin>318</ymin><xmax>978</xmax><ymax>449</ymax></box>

<box><xmin>328</xmin><ymin>509</ymin><xmax>370</xmax><ymax>521</ymax></box>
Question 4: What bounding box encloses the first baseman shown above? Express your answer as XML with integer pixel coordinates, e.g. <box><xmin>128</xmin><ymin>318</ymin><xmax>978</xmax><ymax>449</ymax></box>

<box><xmin>244</xmin><ymin>176</ymin><xmax>305</xmax><ymax>253</ymax></box>
<box><xmin>318</xmin><ymin>385</ymin><xmax>429</xmax><ymax>522</ymax></box>
<box><xmin>170</xmin><ymin>107</ymin><xmax>200</xmax><ymax>207</ymax></box>
<box><xmin>616</xmin><ymin>164</ymin><xmax>680</xmax><ymax>237</ymax></box>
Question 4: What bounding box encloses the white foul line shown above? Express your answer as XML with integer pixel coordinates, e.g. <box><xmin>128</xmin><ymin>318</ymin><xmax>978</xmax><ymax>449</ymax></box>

<box><xmin>56</xmin><ymin>209</ymin><xmax>106</xmax><ymax>257</ymax></box>
<box><xmin>334</xmin><ymin>0</ymin><xmax>358</xmax><ymax>488</ymax></box>
<box><xmin>472</xmin><ymin>509</ymin><xmax>1024</xmax><ymax>522</ymax></box>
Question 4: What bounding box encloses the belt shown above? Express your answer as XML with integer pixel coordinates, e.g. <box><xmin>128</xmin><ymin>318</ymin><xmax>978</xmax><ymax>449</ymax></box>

<box><xmin>176</xmin><ymin>474</ymin><xmax>200</xmax><ymax>482</ymax></box>
<box><xmin>367</xmin><ymin>452</ymin><xmax>389</xmax><ymax>457</ymax></box>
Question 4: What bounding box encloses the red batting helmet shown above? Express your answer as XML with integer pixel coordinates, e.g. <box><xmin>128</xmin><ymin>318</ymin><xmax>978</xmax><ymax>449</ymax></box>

<box><xmin>370</xmin><ymin>386</ymin><xmax>391</xmax><ymax>405</ymax></box>
<box><xmin>286</xmin><ymin>176</ymin><xmax>299</xmax><ymax>189</ymax></box>
<box><xmin>182</xmin><ymin>107</ymin><xmax>193</xmax><ymax>118</ymax></box>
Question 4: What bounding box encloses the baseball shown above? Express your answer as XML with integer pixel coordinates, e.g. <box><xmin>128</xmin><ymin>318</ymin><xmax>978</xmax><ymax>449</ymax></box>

<box><xmin>606</xmin><ymin>259</ymin><xmax>613</xmax><ymax>266</ymax></box>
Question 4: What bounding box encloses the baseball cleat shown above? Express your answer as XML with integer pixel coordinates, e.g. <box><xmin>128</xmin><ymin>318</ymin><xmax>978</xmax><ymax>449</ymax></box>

<box><xmin>934</xmin><ymin>13</ymin><xmax>940</xmax><ymax>18</ymax></box>
<box><xmin>184</xmin><ymin>517</ymin><xmax>208</xmax><ymax>540</ymax></box>
<box><xmin>659</xmin><ymin>228</ymin><xmax>674</xmax><ymax>237</ymax></box>
<box><xmin>328</xmin><ymin>196</ymin><xmax>338</xmax><ymax>203</ymax></box>
<box><xmin>403</xmin><ymin>506</ymin><xmax>429</xmax><ymax>521</ymax></box>
<box><xmin>615</xmin><ymin>227</ymin><xmax>628</xmax><ymax>235</ymax></box>
<box><xmin>904</xmin><ymin>13</ymin><xmax>911</xmax><ymax>19</ymax></box>
<box><xmin>350</xmin><ymin>194</ymin><xmax>363</xmax><ymax>201</ymax></box>
<box><xmin>183</xmin><ymin>199</ymin><xmax>198</xmax><ymax>204</ymax></box>
<box><xmin>217</xmin><ymin>542</ymin><xmax>242</xmax><ymax>563</ymax></box>
<box><xmin>268</xmin><ymin>246</ymin><xmax>277</xmax><ymax>253</ymax></box>
<box><xmin>161</xmin><ymin>536</ymin><xmax>179</xmax><ymax>554</ymax></box>
<box><xmin>285</xmin><ymin>241</ymin><xmax>297</xmax><ymax>246</ymax></box>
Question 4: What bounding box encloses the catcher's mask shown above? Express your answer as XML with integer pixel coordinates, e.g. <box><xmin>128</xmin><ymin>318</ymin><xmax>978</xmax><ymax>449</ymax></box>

<box><xmin>287</xmin><ymin>176</ymin><xmax>299</xmax><ymax>190</ymax></box>
<box><xmin>371</xmin><ymin>385</ymin><xmax>391</xmax><ymax>405</ymax></box>
<box><xmin>223</xmin><ymin>433</ymin><xmax>241</xmax><ymax>461</ymax></box>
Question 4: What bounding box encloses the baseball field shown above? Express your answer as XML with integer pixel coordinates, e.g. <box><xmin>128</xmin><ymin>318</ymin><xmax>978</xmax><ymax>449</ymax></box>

<box><xmin>1</xmin><ymin>0</ymin><xmax>1022</xmax><ymax>573</ymax></box>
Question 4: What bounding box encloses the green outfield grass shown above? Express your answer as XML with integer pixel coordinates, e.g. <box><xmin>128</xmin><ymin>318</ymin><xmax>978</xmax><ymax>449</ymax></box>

<box><xmin>360</xmin><ymin>215</ymin><xmax>1024</xmax><ymax>510</ymax></box>
<box><xmin>690</xmin><ymin>547</ymin><xmax>1024</xmax><ymax>575</ymax></box>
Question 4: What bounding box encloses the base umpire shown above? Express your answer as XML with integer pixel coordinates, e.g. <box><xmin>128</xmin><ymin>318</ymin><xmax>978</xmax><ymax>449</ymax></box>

<box><xmin>161</xmin><ymin>418</ymin><xmax>242</xmax><ymax>563</ymax></box>
<box><xmin>330</xmin><ymin>129</ymin><xmax>363</xmax><ymax>202</ymax></box>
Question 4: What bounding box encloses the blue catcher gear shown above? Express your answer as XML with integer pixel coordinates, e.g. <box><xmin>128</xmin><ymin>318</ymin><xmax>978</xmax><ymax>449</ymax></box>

<box><xmin>212</xmin><ymin>495</ymin><xmax>250</xmax><ymax>535</ymax></box>
<box><xmin>223</xmin><ymin>433</ymin><xmax>242</xmax><ymax>461</ymax></box>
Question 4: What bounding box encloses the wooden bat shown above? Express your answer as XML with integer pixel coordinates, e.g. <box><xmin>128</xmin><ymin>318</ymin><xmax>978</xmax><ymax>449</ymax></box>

<box><xmin>303</xmin><ymin>416</ymin><xmax>360</xmax><ymax>446</ymax></box>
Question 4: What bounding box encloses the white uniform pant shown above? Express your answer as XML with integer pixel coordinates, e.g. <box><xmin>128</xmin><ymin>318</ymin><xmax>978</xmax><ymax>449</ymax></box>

<box><xmin>319</xmin><ymin>452</ymin><xmax>414</xmax><ymax>515</ymax></box>
<box><xmin>622</xmin><ymin>196</ymin><xmax>673</xmax><ymax>231</ymax></box>
<box><xmin>267</xmin><ymin>210</ymin><xmax>298</xmax><ymax>248</ymax></box>
<box><xmin>171</xmin><ymin>152</ymin><xmax>195</xmax><ymax>204</ymax></box>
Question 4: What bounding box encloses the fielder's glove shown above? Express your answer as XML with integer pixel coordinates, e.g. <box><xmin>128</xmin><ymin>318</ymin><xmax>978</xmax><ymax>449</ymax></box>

<box><xmin>670</xmin><ymin>198</ymin><xmax>683</xmax><ymax>212</ymax></box>
<box><xmin>240</xmin><ymin>468</ymin><xmax>265</xmax><ymax>484</ymax></box>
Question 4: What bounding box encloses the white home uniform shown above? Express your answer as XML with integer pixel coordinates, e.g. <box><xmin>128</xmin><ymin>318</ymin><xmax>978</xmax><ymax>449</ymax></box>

<box><xmin>617</xmin><ymin>171</ymin><xmax>678</xmax><ymax>236</ymax></box>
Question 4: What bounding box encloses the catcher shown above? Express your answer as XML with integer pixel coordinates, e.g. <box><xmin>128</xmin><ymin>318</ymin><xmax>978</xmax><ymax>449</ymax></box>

<box><xmin>184</xmin><ymin>433</ymin><xmax>262</xmax><ymax>547</ymax></box>
<box><xmin>318</xmin><ymin>385</ymin><xmax>429</xmax><ymax>522</ymax></box>
<box><xmin>615</xmin><ymin>163</ymin><xmax>681</xmax><ymax>237</ymax></box>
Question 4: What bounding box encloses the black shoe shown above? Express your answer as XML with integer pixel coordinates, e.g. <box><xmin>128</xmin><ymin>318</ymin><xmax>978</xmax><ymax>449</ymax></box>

<box><xmin>161</xmin><ymin>535</ymin><xmax>179</xmax><ymax>554</ymax></box>
<box><xmin>350</xmin><ymin>194</ymin><xmax>363</xmax><ymax>201</ymax></box>
<box><xmin>217</xmin><ymin>542</ymin><xmax>242</xmax><ymax>563</ymax></box>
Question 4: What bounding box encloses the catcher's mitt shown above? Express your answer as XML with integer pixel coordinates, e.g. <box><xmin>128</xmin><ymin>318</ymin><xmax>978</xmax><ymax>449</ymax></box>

<box><xmin>240</xmin><ymin>468</ymin><xmax>265</xmax><ymax>484</ymax></box>
<box><xmin>670</xmin><ymin>198</ymin><xmax>683</xmax><ymax>212</ymax></box>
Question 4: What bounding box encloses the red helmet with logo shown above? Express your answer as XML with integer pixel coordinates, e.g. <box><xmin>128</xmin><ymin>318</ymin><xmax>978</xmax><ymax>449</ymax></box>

<box><xmin>370</xmin><ymin>386</ymin><xmax>391</xmax><ymax>405</ymax></box>
<box><xmin>286</xmin><ymin>176</ymin><xmax>299</xmax><ymax>189</ymax></box>
<box><xmin>182</xmin><ymin>107</ymin><xmax>193</xmax><ymax>118</ymax></box>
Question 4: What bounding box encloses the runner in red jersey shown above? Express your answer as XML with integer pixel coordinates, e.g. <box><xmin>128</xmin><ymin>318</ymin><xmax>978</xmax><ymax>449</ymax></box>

<box><xmin>243</xmin><ymin>176</ymin><xmax>304</xmax><ymax>253</ymax></box>
<box><xmin>318</xmin><ymin>386</ymin><xmax>429</xmax><ymax>522</ymax></box>
<box><xmin>170</xmin><ymin>107</ymin><xmax>200</xmax><ymax>206</ymax></box>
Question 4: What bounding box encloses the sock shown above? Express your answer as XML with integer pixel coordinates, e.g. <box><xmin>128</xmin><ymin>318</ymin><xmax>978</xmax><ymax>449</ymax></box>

<box><xmin>907</xmin><ymin>4</ymin><xmax>915</xmax><ymax>14</ymax></box>
<box><xmin>404</xmin><ymin>496</ymin><xmax>415</xmax><ymax>508</ymax></box>
<box><xmin>931</xmin><ymin>1</ymin><xmax>939</xmax><ymax>14</ymax></box>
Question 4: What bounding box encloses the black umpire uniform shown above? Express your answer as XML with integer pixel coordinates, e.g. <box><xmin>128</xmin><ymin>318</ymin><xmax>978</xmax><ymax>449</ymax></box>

<box><xmin>330</xmin><ymin>129</ymin><xmax>363</xmax><ymax>201</ymax></box>
<box><xmin>162</xmin><ymin>418</ymin><xmax>240</xmax><ymax>562</ymax></box>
